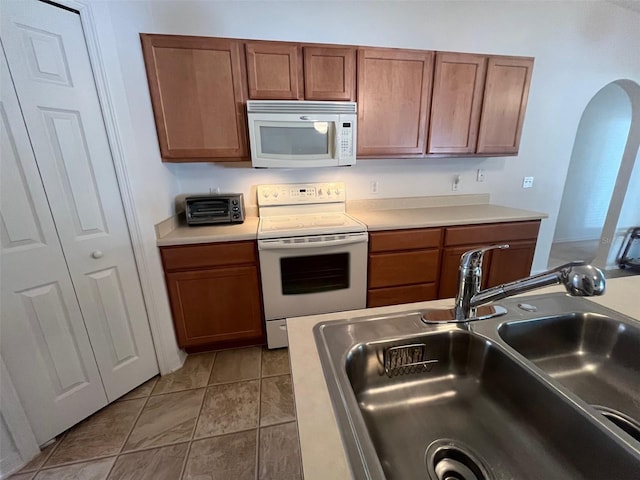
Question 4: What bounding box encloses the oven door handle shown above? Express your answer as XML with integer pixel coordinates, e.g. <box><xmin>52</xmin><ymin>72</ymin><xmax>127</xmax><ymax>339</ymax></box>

<box><xmin>258</xmin><ymin>233</ymin><xmax>368</xmax><ymax>250</ymax></box>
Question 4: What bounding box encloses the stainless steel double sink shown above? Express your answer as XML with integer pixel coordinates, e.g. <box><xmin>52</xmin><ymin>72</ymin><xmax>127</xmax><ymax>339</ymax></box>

<box><xmin>314</xmin><ymin>293</ymin><xmax>640</xmax><ymax>480</ymax></box>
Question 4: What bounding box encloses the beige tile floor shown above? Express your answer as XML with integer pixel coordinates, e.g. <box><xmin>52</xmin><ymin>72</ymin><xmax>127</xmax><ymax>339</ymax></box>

<box><xmin>13</xmin><ymin>347</ymin><xmax>301</xmax><ymax>480</ymax></box>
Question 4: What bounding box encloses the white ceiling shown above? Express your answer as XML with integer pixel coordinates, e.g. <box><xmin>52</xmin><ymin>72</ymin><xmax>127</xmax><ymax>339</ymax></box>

<box><xmin>607</xmin><ymin>0</ymin><xmax>640</xmax><ymax>14</ymax></box>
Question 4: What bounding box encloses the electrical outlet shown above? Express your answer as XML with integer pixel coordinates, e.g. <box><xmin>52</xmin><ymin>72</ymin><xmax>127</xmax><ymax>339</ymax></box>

<box><xmin>476</xmin><ymin>169</ymin><xmax>485</xmax><ymax>182</ymax></box>
<box><xmin>452</xmin><ymin>175</ymin><xmax>461</xmax><ymax>191</ymax></box>
<box><xmin>522</xmin><ymin>176</ymin><xmax>534</xmax><ymax>189</ymax></box>
<box><xmin>370</xmin><ymin>180</ymin><xmax>379</xmax><ymax>194</ymax></box>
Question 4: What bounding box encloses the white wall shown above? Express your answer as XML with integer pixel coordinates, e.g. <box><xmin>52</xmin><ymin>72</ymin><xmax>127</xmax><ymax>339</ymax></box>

<box><xmin>554</xmin><ymin>83</ymin><xmax>631</xmax><ymax>243</ymax></box>
<box><xmin>89</xmin><ymin>0</ymin><xmax>640</xmax><ymax>364</ymax></box>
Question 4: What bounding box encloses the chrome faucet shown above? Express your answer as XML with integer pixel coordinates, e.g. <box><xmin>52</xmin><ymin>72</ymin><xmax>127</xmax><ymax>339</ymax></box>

<box><xmin>422</xmin><ymin>244</ymin><xmax>607</xmax><ymax>323</ymax></box>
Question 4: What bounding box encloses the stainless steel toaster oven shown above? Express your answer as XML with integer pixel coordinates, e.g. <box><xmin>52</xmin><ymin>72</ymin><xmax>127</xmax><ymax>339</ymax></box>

<box><xmin>185</xmin><ymin>194</ymin><xmax>245</xmax><ymax>225</ymax></box>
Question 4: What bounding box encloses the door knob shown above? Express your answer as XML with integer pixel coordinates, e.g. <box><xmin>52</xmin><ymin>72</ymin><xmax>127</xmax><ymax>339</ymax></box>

<box><xmin>91</xmin><ymin>250</ymin><xmax>103</xmax><ymax>259</ymax></box>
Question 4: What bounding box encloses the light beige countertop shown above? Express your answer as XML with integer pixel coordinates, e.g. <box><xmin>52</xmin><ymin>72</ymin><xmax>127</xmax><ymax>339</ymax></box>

<box><xmin>350</xmin><ymin>203</ymin><xmax>547</xmax><ymax>231</ymax></box>
<box><xmin>286</xmin><ymin>275</ymin><xmax>640</xmax><ymax>480</ymax></box>
<box><xmin>156</xmin><ymin>216</ymin><xmax>259</xmax><ymax>246</ymax></box>
<box><xmin>156</xmin><ymin>194</ymin><xmax>547</xmax><ymax>246</ymax></box>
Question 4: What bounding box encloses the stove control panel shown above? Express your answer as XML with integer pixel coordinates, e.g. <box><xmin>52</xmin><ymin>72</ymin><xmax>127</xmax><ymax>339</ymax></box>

<box><xmin>257</xmin><ymin>182</ymin><xmax>346</xmax><ymax>206</ymax></box>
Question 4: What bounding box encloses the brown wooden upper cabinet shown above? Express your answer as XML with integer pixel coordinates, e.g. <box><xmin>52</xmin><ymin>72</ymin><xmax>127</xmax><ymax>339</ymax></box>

<box><xmin>245</xmin><ymin>41</ymin><xmax>303</xmax><ymax>99</ymax></box>
<box><xmin>428</xmin><ymin>52</ymin><xmax>487</xmax><ymax>154</ymax></box>
<box><xmin>140</xmin><ymin>34</ymin><xmax>248</xmax><ymax>161</ymax></box>
<box><xmin>477</xmin><ymin>56</ymin><xmax>534</xmax><ymax>154</ymax></box>
<box><xmin>140</xmin><ymin>34</ymin><xmax>534</xmax><ymax>162</ymax></box>
<box><xmin>303</xmin><ymin>46</ymin><xmax>356</xmax><ymax>101</ymax></box>
<box><xmin>357</xmin><ymin>48</ymin><xmax>434</xmax><ymax>157</ymax></box>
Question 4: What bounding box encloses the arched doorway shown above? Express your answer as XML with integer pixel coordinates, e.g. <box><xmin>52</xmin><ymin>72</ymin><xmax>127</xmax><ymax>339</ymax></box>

<box><xmin>549</xmin><ymin>80</ymin><xmax>640</xmax><ymax>275</ymax></box>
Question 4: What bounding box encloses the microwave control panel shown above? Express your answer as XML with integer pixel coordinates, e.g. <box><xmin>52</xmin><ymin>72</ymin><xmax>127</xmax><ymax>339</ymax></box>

<box><xmin>339</xmin><ymin>122</ymin><xmax>354</xmax><ymax>157</ymax></box>
<box><xmin>257</xmin><ymin>182</ymin><xmax>346</xmax><ymax>206</ymax></box>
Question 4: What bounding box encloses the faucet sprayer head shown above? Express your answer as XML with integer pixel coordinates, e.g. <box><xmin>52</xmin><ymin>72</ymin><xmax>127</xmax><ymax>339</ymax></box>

<box><xmin>561</xmin><ymin>264</ymin><xmax>606</xmax><ymax>296</ymax></box>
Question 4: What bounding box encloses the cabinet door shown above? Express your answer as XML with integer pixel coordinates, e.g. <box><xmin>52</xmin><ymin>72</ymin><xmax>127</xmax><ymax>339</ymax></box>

<box><xmin>245</xmin><ymin>42</ymin><xmax>303</xmax><ymax>99</ymax></box>
<box><xmin>438</xmin><ymin>245</ymin><xmax>492</xmax><ymax>299</ymax></box>
<box><xmin>477</xmin><ymin>56</ymin><xmax>534</xmax><ymax>154</ymax></box>
<box><xmin>141</xmin><ymin>35</ymin><xmax>248</xmax><ymax>161</ymax></box>
<box><xmin>166</xmin><ymin>266</ymin><xmax>264</xmax><ymax>348</ymax></box>
<box><xmin>357</xmin><ymin>48</ymin><xmax>434</xmax><ymax>156</ymax></box>
<box><xmin>0</xmin><ymin>47</ymin><xmax>107</xmax><ymax>444</ymax></box>
<box><xmin>303</xmin><ymin>46</ymin><xmax>356</xmax><ymax>101</ymax></box>
<box><xmin>428</xmin><ymin>53</ymin><xmax>487</xmax><ymax>154</ymax></box>
<box><xmin>485</xmin><ymin>240</ymin><xmax>536</xmax><ymax>288</ymax></box>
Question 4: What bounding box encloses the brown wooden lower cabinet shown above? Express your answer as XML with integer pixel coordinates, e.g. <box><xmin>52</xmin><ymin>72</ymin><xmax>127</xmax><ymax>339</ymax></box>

<box><xmin>439</xmin><ymin>244</ymin><xmax>490</xmax><ymax>299</ymax></box>
<box><xmin>368</xmin><ymin>283</ymin><xmax>437</xmax><ymax>308</ymax></box>
<box><xmin>438</xmin><ymin>221</ymin><xmax>540</xmax><ymax>299</ymax></box>
<box><xmin>485</xmin><ymin>240</ymin><xmax>537</xmax><ymax>287</ymax></box>
<box><xmin>367</xmin><ymin>228</ymin><xmax>442</xmax><ymax>308</ymax></box>
<box><xmin>161</xmin><ymin>241</ymin><xmax>264</xmax><ymax>351</ymax></box>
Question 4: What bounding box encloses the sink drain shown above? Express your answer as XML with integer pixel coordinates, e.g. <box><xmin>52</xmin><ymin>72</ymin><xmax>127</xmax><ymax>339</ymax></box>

<box><xmin>593</xmin><ymin>406</ymin><xmax>640</xmax><ymax>442</ymax></box>
<box><xmin>425</xmin><ymin>440</ymin><xmax>493</xmax><ymax>480</ymax></box>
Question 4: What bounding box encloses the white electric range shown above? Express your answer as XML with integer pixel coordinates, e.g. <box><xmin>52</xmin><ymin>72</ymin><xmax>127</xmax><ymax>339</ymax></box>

<box><xmin>257</xmin><ymin>182</ymin><xmax>368</xmax><ymax>348</ymax></box>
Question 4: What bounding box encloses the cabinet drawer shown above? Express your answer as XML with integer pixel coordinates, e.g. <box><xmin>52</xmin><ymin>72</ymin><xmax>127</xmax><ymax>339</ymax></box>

<box><xmin>368</xmin><ymin>283</ymin><xmax>437</xmax><ymax>308</ymax></box>
<box><xmin>369</xmin><ymin>228</ymin><xmax>441</xmax><ymax>253</ymax></box>
<box><xmin>161</xmin><ymin>241</ymin><xmax>257</xmax><ymax>271</ymax></box>
<box><xmin>369</xmin><ymin>250</ymin><xmax>439</xmax><ymax>288</ymax></box>
<box><xmin>444</xmin><ymin>221</ymin><xmax>540</xmax><ymax>246</ymax></box>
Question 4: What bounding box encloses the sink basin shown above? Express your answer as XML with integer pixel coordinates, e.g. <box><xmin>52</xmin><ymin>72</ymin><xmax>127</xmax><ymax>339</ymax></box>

<box><xmin>315</xmin><ymin>297</ymin><xmax>640</xmax><ymax>480</ymax></box>
<box><xmin>497</xmin><ymin>309</ymin><xmax>640</xmax><ymax>442</ymax></box>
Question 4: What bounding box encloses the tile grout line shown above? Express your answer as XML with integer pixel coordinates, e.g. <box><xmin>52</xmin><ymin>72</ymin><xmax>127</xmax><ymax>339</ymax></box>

<box><xmin>181</xmin><ymin>351</ymin><xmax>216</xmax><ymax>479</ymax></box>
<box><xmin>190</xmin><ymin>353</ymin><xmax>216</xmax><ymax>442</ymax></box>
<box><xmin>115</xmin><ymin>393</ymin><xmax>154</xmax><ymax>456</ymax></box>
<box><xmin>178</xmin><ymin>441</ymin><xmax>194</xmax><ymax>480</ymax></box>
<box><xmin>255</xmin><ymin>348</ymin><xmax>264</xmax><ymax>480</ymax></box>
<box><xmin>103</xmin><ymin>391</ymin><xmax>154</xmax><ymax>479</ymax></box>
<box><xmin>31</xmin><ymin>454</ymin><xmax>118</xmax><ymax>476</ymax></box>
<box><xmin>23</xmin><ymin>431</ymin><xmax>66</xmax><ymax>476</ymax></box>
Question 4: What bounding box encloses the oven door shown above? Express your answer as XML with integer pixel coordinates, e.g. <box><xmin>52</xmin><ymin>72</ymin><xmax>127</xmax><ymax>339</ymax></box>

<box><xmin>258</xmin><ymin>232</ymin><xmax>368</xmax><ymax>322</ymax></box>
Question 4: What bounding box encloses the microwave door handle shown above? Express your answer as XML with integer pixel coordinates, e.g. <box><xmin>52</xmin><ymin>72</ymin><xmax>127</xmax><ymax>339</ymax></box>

<box><xmin>333</xmin><ymin>123</ymin><xmax>339</xmax><ymax>160</ymax></box>
<box><xmin>258</xmin><ymin>234</ymin><xmax>367</xmax><ymax>250</ymax></box>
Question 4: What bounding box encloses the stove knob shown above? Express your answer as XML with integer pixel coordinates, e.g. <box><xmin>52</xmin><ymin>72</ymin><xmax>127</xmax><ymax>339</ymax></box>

<box><xmin>318</xmin><ymin>188</ymin><xmax>323</xmax><ymax>196</ymax></box>
<box><xmin>263</xmin><ymin>190</ymin><xmax>270</xmax><ymax>198</ymax></box>
<box><xmin>273</xmin><ymin>190</ymin><xmax>279</xmax><ymax>198</ymax></box>
<box><xmin>334</xmin><ymin>188</ymin><xmax>341</xmax><ymax>196</ymax></box>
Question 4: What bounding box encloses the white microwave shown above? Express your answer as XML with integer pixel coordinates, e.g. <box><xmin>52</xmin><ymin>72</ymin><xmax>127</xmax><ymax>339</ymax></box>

<box><xmin>247</xmin><ymin>100</ymin><xmax>357</xmax><ymax>168</ymax></box>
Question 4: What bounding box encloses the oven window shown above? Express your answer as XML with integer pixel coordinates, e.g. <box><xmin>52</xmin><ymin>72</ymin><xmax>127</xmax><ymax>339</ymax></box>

<box><xmin>280</xmin><ymin>253</ymin><xmax>349</xmax><ymax>295</ymax></box>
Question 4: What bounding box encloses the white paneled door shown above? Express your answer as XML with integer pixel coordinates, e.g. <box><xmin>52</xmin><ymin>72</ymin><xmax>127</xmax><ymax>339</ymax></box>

<box><xmin>0</xmin><ymin>0</ymin><xmax>158</xmax><ymax>445</ymax></box>
<box><xmin>0</xmin><ymin>47</ymin><xmax>108</xmax><ymax>445</ymax></box>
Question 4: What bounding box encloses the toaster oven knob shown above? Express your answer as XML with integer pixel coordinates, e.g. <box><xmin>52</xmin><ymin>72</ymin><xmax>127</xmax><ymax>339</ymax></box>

<box><xmin>232</xmin><ymin>199</ymin><xmax>238</xmax><ymax>205</ymax></box>
<box><xmin>233</xmin><ymin>214</ymin><xmax>240</xmax><ymax>219</ymax></box>
<box><xmin>232</xmin><ymin>207</ymin><xmax>239</xmax><ymax>212</ymax></box>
